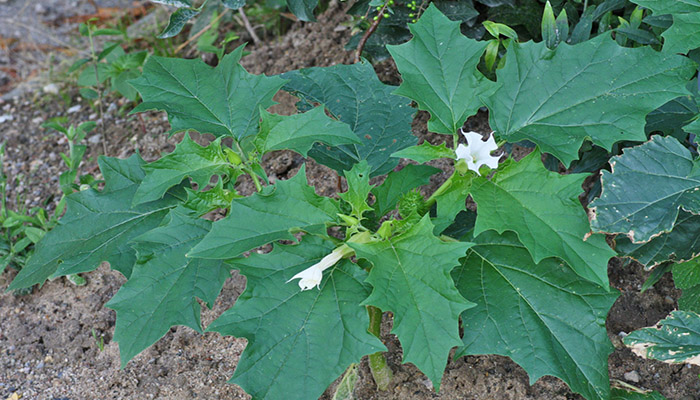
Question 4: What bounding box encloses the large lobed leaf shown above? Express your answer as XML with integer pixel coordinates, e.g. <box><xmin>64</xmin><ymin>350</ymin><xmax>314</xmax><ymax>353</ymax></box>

<box><xmin>471</xmin><ymin>149</ymin><xmax>615</xmax><ymax>287</ymax></box>
<box><xmin>130</xmin><ymin>45</ymin><xmax>286</xmax><ymax>140</ymax></box>
<box><xmin>631</xmin><ymin>0</ymin><xmax>700</xmax><ymax>54</ymax></box>
<box><xmin>7</xmin><ymin>155</ymin><xmax>183</xmax><ymax>290</ymax></box>
<box><xmin>624</xmin><ymin>310</ymin><xmax>700</xmax><ymax>366</ymax></box>
<box><xmin>387</xmin><ymin>4</ymin><xmax>498</xmax><ymax>135</ymax></box>
<box><xmin>348</xmin><ymin>216</ymin><xmax>474</xmax><ymax>388</ymax></box>
<box><xmin>281</xmin><ymin>62</ymin><xmax>416</xmax><ymax>177</ymax></box>
<box><xmin>106</xmin><ymin>208</ymin><xmax>230</xmax><ymax>366</ymax></box>
<box><xmin>207</xmin><ymin>237</ymin><xmax>384</xmax><ymax>400</ymax></box>
<box><xmin>590</xmin><ymin>135</ymin><xmax>700</xmax><ymax>243</ymax></box>
<box><xmin>189</xmin><ymin>165</ymin><xmax>339</xmax><ymax>259</ymax></box>
<box><xmin>486</xmin><ymin>35</ymin><xmax>696</xmax><ymax>166</ymax></box>
<box><xmin>454</xmin><ymin>231</ymin><xmax>618</xmax><ymax>400</ymax></box>
<box><xmin>371</xmin><ymin>164</ymin><xmax>440</xmax><ymax>217</ymax></box>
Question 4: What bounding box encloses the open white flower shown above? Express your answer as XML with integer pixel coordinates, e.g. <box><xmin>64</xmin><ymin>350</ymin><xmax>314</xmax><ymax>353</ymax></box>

<box><xmin>455</xmin><ymin>129</ymin><xmax>500</xmax><ymax>175</ymax></box>
<box><xmin>287</xmin><ymin>244</ymin><xmax>352</xmax><ymax>291</ymax></box>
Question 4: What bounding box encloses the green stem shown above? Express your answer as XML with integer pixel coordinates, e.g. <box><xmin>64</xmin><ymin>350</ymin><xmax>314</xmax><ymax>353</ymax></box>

<box><xmin>423</xmin><ymin>170</ymin><xmax>457</xmax><ymax>212</ymax></box>
<box><xmin>250</xmin><ymin>171</ymin><xmax>263</xmax><ymax>192</ymax></box>
<box><xmin>367</xmin><ymin>306</ymin><xmax>393</xmax><ymax>391</ymax></box>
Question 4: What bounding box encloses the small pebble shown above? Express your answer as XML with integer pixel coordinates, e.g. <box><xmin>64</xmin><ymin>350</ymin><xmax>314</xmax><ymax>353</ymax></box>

<box><xmin>67</xmin><ymin>105</ymin><xmax>81</xmax><ymax>114</ymax></box>
<box><xmin>0</xmin><ymin>114</ymin><xmax>13</xmax><ymax>123</ymax></box>
<box><xmin>43</xmin><ymin>83</ymin><xmax>59</xmax><ymax>95</ymax></box>
<box><xmin>624</xmin><ymin>370</ymin><xmax>641</xmax><ymax>383</ymax></box>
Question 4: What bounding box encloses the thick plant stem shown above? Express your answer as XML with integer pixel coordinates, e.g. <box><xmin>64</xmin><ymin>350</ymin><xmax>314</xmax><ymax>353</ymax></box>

<box><xmin>367</xmin><ymin>306</ymin><xmax>393</xmax><ymax>391</ymax></box>
<box><xmin>423</xmin><ymin>170</ymin><xmax>457</xmax><ymax>212</ymax></box>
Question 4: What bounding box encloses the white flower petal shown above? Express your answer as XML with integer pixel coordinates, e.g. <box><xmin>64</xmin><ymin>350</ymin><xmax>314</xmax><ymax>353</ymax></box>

<box><xmin>287</xmin><ymin>266</ymin><xmax>323</xmax><ymax>291</ymax></box>
<box><xmin>455</xmin><ymin>143</ymin><xmax>472</xmax><ymax>162</ymax></box>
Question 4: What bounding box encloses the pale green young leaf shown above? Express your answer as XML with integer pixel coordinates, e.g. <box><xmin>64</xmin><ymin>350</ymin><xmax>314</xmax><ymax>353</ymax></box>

<box><xmin>130</xmin><ymin>46</ymin><xmax>286</xmax><ymax>140</ymax></box>
<box><xmin>624</xmin><ymin>310</ymin><xmax>700</xmax><ymax>366</ymax></box>
<box><xmin>486</xmin><ymin>35</ymin><xmax>695</xmax><ymax>166</ymax></box>
<box><xmin>188</xmin><ymin>165</ymin><xmax>339</xmax><ymax>259</ymax></box>
<box><xmin>181</xmin><ymin>179</ymin><xmax>237</xmax><ymax>217</ymax></box>
<box><xmin>616</xmin><ymin>211</ymin><xmax>700</xmax><ymax>269</ymax></box>
<box><xmin>372</xmin><ymin>164</ymin><xmax>440</xmax><ymax>217</ymax></box>
<box><xmin>7</xmin><ymin>155</ymin><xmax>183</xmax><ymax>290</ymax></box>
<box><xmin>387</xmin><ymin>4</ymin><xmax>497</xmax><ymax>135</ymax></box>
<box><xmin>471</xmin><ymin>149</ymin><xmax>615</xmax><ymax>287</ymax></box>
<box><xmin>255</xmin><ymin>107</ymin><xmax>360</xmax><ymax>157</ymax></box>
<box><xmin>591</xmin><ymin>135</ymin><xmax>700</xmax><ymax>243</ymax></box>
<box><xmin>106</xmin><ymin>208</ymin><xmax>229</xmax><ymax>366</ymax></box>
<box><xmin>281</xmin><ymin>62</ymin><xmax>415</xmax><ymax>176</ymax></box>
<box><xmin>454</xmin><ymin>231</ymin><xmax>618</xmax><ymax>400</ymax></box>
<box><xmin>207</xmin><ymin>237</ymin><xmax>384</xmax><ymax>400</ymax></box>
<box><xmin>631</xmin><ymin>0</ymin><xmax>700</xmax><ymax>54</ymax></box>
<box><xmin>339</xmin><ymin>161</ymin><xmax>373</xmax><ymax>220</ymax></box>
<box><xmin>134</xmin><ymin>134</ymin><xmax>231</xmax><ymax>205</ymax></box>
<box><xmin>391</xmin><ymin>142</ymin><xmax>455</xmax><ymax>164</ymax></box>
<box><xmin>348</xmin><ymin>216</ymin><xmax>473</xmax><ymax>389</ymax></box>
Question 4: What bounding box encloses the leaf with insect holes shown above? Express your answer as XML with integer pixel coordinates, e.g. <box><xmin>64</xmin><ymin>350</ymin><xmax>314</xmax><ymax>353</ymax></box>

<box><xmin>616</xmin><ymin>211</ymin><xmax>700</xmax><ymax>269</ymax></box>
<box><xmin>591</xmin><ymin>135</ymin><xmax>700</xmax><ymax>243</ymax></box>
<box><xmin>7</xmin><ymin>155</ymin><xmax>184</xmax><ymax>291</ymax></box>
<box><xmin>107</xmin><ymin>208</ymin><xmax>229</xmax><ymax>366</ymax></box>
<box><xmin>454</xmin><ymin>231</ymin><xmax>618</xmax><ymax>400</ymax></box>
<box><xmin>348</xmin><ymin>216</ymin><xmax>473</xmax><ymax>389</ymax></box>
<box><xmin>207</xmin><ymin>236</ymin><xmax>384</xmax><ymax>400</ymax></box>
<box><xmin>387</xmin><ymin>4</ymin><xmax>498</xmax><ymax>135</ymax></box>
<box><xmin>133</xmin><ymin>134</ymin><xmax>232</xmax><ymax>205</ymax></box>
<box><xmin>254</xmin><ymin>107</ymin><xmax>360</xmax><ymax>157</ymax></box>
<box><xmin>624</xmin><ymin>310</ymin><xmax>700</xmax><ymax>366</ymax></box>
<box><xmin>281</xmin><ymin>62</ymin><xmax>415</xmax><ymax>177</ymax></box>
<box><xmin>130</xmin><ymin>45</ymin><xmax>286</xmax><ymax>140</ymax></box>
<box><xmin>485</xmin><ymin>35</ymin><xmax>696</xmax><ymax>166</ymax></box>
<box><xmin>471</xmin><ymin>149</ymin><xmax>615</xmax><ymax>287</ymax></box>
<box><xmin>188</xmin><ymin>165</ymin><xmax>339</xmax><ymax>259</ymax></box>
<box><xmin>371</xmin><ymin>164</ymin><xmax>440</xmax><ymax>217</ymax></box>
<box><xmin>630</xmin><ymin>0</ymin><xmax>700</xmax><ymax>54</ymax></box>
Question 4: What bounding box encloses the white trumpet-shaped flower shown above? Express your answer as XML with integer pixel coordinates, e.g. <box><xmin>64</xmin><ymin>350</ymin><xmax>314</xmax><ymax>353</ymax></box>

<box><xmin>287</xmin><ymin>244</ymin><xmax>353</xmax><ymax>291</ymax></box>
<box><xmin>455</xmin><ymin>129</ymin><xmax>500</xmax><ymax>175</ymax></box>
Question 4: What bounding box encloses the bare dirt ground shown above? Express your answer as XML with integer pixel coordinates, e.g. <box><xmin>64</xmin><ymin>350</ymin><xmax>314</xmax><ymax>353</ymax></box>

<box><xmin>1</xmin><ymin>1</ymin><xmax>700</xmax><ymax>399</ymax></box>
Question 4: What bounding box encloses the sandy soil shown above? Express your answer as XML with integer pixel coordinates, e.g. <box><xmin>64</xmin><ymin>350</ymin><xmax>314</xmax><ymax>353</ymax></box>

<box><xmin>1</xmin><ymin>1</ymin><xmax>700</xmax><ymax>400</ymax></box>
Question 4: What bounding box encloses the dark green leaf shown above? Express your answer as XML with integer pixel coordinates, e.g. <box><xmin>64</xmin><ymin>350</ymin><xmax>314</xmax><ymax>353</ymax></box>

<box><xmin>454</xmin><ymin>231</ymin><xmax>618</xmax><ymax>400</ymax></box>
<box><xmin>131</xmin><ymin>46</ymin><xmax>286</xmax><ymax>140</ymax></box>
<box><xmin>222</xmin><ymin>0</ymin><xmax>245</xmax><ymax>8</ymax></box>
<box><xmin>471</xmin><ymin>149</ymin><xmax>615</xmax><ymax>287</ymax></box>
<box><xmin>591</xmin><ymin>135</ymin><xmax>700</xmax><ymax>243</ymax></box>
<box><xmin>286</xmin><ymin>0</ymin><xmax>318</xmax><ymax>21</ymax></box>
<box><xmin>207</xmin><ymin>237</ymin><xmax>384</xmax><ymax>400</ymax></box>
<box><xmin>673</xmin><ymin>257</ymin><xmax>700</xmax><ymax>313</ymax></box>
<box><xmin>631</xmin><ymin>0</ymin><xmax>700</xmax><ymax>54</ymax></box>
<box><xmin>388</xmin><ymin>4</ymin><xmax>497</xmax><ymax>135</ymax></box>
<box><xmin>7</xmin><ymin>155</ymin><xmax>183</xmax><ymax>290</ymax></box>
<box><xmin>106</xmin><ymin>208</ymin><xmax>229</xmax><ymax>366</ymax></box>
<box><xmin>281</xmin><ymin>62</ymin><xmax>415</xmax><ymax>176</ymax></box>
<box><xmin>486</xmin><ymin>35</ymin><xmax>696</xmax><ymax>166</ymax></box>
<box><xmin>616</xmin><ymin>211</ymin><xmax>700</xmax><ymax>268</ymax></box>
